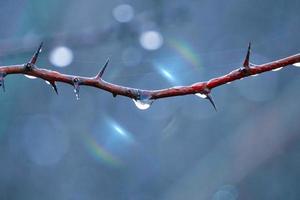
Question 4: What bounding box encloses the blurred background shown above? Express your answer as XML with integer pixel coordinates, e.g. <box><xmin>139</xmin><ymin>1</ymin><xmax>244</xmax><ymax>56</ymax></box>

<box><xmin>0</xmin><ymin>0</ymin><xmax>299</xmax><ymax>199</ymax></box>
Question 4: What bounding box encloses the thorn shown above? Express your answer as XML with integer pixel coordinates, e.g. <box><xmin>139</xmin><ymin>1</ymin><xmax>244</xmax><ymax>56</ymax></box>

<box><xmin>206</xmin><ymin>94</ymin><xmax>217</xmax><ymax>111</ymax></box>
<box><xmin>95</xmin><ymin>58</ymin><xmax>110</xmax><ymax>79</ymax></box>
<box><xmin>243</xmin><ymin>42</ymin><xmax>251</xmax><ymax>70</ymax></box>
<box><xmin>0</xmin><ymin>73</ymin><xmax>5</xmax><ymax>92</ymax></box>
<box><xmin>50</xmin><ymin>81</ymin><xmax>58</xmax><ymax>95</ymax></box>
<box><xmin>112</xmin><ymin>93</ymin><xmax>117</xmax><ymax>98</ymax></box>
<box><xmin>29</xmin><ymin>42</ymin><xmax>43</xmax><ymax>65</ymax></box>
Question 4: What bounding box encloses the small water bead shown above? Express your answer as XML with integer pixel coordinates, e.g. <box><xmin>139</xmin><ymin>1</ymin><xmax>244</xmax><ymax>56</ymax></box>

<box><xmin>45</xmin><ymin>81</ymin><xmax>51</xmax><ymax>85</ymax></box>
<box><xmin>24</xmin><ymin>75</ymin><xmax>37</xmax><ymax>79</ymax></box>
<box><xmin>272</xmin><ymin>67</ymin><xmax>283</xmax><ymax>72</ymax></box>
<box><xmin>251</xmin><ymin>74</ymin><xmax>259</xmax><ymax>77</ymax></box>
<box><xmin>293</xmin><ymin>62</ymin><xmax>300</xmax><ymax>67</ymax></box>
<box><xmin>132</xmin><ymin>99</ymin><xmax>153</xmax><ymax>110</ymax></box>
<box><xmin>195</xmin><ymin>93</ymin><xmax>207</xmax><ymax>99</ymax></box>
<box><xmin>73</xmin><ymin>89</ymin><xmax>80</xmax><ymax>100</ymax></box>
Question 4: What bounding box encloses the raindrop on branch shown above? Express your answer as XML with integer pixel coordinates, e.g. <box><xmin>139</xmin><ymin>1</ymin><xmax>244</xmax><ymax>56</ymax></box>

<box><xmin>195</xmin><ymin>93</ymin><xmax>207</xmax><ymax>99</ymax></box>
<box><xmin>272</xmin><ymin>67</ymin><xmax>283</xmax><ymax>72</ymax></box>
<box><xmin>132</xmin><ymin>99</ymin><xmax>153</xmax><ymax>110</ymax></box>
<box><xmin>293</xmin><ymin>62</ymin><xmax>300</xmax><ymax>67</ymax></box>
<box><xmin>74</xmin><ymin>88</ymin><xmax>80</xmax><ymax>100</ymax></box>
<box><xmin>24</xmin><ymin>75</ymin><xmax>37</xmax><ymax>79</ymax></box>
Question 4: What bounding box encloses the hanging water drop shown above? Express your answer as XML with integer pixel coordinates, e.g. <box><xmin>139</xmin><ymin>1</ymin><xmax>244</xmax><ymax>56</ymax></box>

<box><xmin>74</xmin><ymin>88</ymin><xmax>80</xmax><ymax>100</ymax></box>
<box><xmin>293</xmin><ymin>62</ymin><xmax>300</xmax><ymax>67</ymax></box>
<box><xmin>251</xmin><ymin>74</ymin><xmax>259</xmax><ymax>77</ymax></box>
<box><xmin>45</xmin><ymin>81</ymin><xmax>51</xmax><ymax>85</ymax></box>
<box><xmin>272</xmin><ymin>67</ymin><xmax>283</xmax><ymax>72</ymax></box>
<box><xmin>195</xmin><ymin>93</ymin><xmax>207</xmax><ymax>99</ymax></box>
<box><xmin>226</xmin><ymin>82</ymin><xmax>232</xmax><ymax>85</ymax></box>
<box><xmin>132</xmin><ymin>99</ymin><xmax>153</xmax><ymax>110</ymax></box>
<box><xmin>73</xmin><ymin>78</ymin><xmax>80</xmax><ymax>100</ymax></box>
<box><xmin>24</xmin><ymin>75</ymin><xmax>37</xmax><ymax>79</ymax></box>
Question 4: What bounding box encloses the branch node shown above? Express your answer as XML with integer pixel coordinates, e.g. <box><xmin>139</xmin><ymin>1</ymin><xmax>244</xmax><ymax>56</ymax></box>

<box><xmin>24</xmin><ymin>63</ymin><xmax>34</xmax><ymax>71</ymax></box>
<box><xmin>95</xmin><ymin>58</ymin><xmax>110</xmax><ymax>80</ymax></box>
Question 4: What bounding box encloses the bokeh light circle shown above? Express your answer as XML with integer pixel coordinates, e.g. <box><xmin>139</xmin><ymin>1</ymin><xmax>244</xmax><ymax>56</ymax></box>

<box><xmin>112</xmin><ymin>4</ymin><xmax>134</xmax><ymax>23</ymax></box>
<box><xmin>213</xmin><ymin>185</ymin><xmax>239</xmax><ymax>200</ymax></box>
<box><xmin>49</xmin><ymin>46</ymin><xmax>73</xmax><ymax>67</ymax></box>
<box><xmin>21</xmin><ymin>115</ymin><xmax>69</xmax><ymax>166</ymax></box>
<box><xmin>122</xmin><ymin>46</ymin><xmax>142</xmax><ymax>66</ymax></box>
<box><xmin>139</xmin><ymin>31</ymin><xmax>163</xmax><ymax>51</ymax></box>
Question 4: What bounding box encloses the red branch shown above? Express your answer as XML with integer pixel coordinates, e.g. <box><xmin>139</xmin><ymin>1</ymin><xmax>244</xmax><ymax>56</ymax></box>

<box><xmin>0</xmin><ymin>43</ymin><xmax>299</xmax><ymax>110</ymax></box>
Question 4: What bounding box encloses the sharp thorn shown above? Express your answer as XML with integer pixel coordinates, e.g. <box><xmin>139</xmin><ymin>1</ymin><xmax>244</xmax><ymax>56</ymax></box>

<box><xmin>112</xmin><ymin>93</ymin><xmax>117</xmax><ymax>98</ymax></box>
<box><xmin>243</xmin><ymin>42</ymin><xmax>251</xmax><ymax>69</ymax></box>
<box><xmin>29</xmin><ymin>42</ymin><xmax>43</xmax><ymax>65</ymax></box>
<box><xmin>0</xmin><ymin>73</ymin><xmax>5</xmax><ymax>92</ymax></box>
<box><xmin>50</xmin><ymin>81</ymin><xmax>58</xmax><ymax>95</ymax></box>
<box><xmin>96</xmin><ymin>58</ymin><xmax>110</xmax><ymax>79</ymax></box>
<box><xmin>206</xmin><ymin>94</ymin><xmax>217</xmax><ymax>111</ymax></box>
<box><xmin>2</xmin><ymin>79</ymin><xmax>5</xmax><ymax>92</ymax></box>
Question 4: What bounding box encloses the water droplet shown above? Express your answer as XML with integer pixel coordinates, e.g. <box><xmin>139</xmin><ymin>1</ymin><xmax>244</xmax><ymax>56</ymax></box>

<box><xmin>45</xmin><ymin>81</ymin><xmax>51</xmax><ymax>85</ymax></box>
<box><xmin>293</xmin><ymin>62</ymin><xmax>300</xmax><ymax>67</ymax></box>
<box><xmin>272</xmin><ymin>67</ymin><xmax>283</xmax><ymax>72</ymax></box>
<box><xmin>132</xmin><ymin>99</ymin><xmax>153</xmax><ymax>110</ymax></box>
<box><xmin>226</xmin><ymin>82</ymin><xmax>232</xmax><ymax>85</ymax></box>
<box><xmin>24</xmin><ymin>75</ymin><xmax>37</xmax><ymax>79</ymax></box>
<box><xmin>73</xmin><ymin>89</ymin><xmax>80</xmax><ymax>100</ymax></box>
<box><xmin>195</xmin><ymin>93</ymin><xmax>207</xmax><ymax>99</ymax></box>
<box><xmin>251</xmin><ymin>74</ymin><xmax>259</xmax><ymax>77</ymax></box>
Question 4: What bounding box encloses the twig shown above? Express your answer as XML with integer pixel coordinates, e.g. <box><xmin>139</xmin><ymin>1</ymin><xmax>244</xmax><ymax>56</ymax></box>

<box><xmin>0</xmin><ymin>43</ymin><xmax>299</xmax><ymax>110</ymax></box>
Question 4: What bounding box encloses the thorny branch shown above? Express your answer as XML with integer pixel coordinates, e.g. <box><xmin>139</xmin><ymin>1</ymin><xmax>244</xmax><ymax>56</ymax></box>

<box><xmin>0</xmin><ymin>42</ymin><xmax>299</xmax><ymax>111</ymax></box>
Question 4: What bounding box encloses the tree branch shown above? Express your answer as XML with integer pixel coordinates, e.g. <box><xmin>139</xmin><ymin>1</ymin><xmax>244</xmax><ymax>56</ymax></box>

<box><xmin>0</xmin><ymin>43</ymin><xmax>299</xmax><ymax>110</ymax></box>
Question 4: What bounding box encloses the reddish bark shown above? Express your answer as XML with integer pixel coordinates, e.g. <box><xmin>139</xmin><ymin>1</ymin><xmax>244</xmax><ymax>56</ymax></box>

<box><xmin>0</xmin><ymin>43</ymin><xmax>299</xmax><ymax>109</ymax></box>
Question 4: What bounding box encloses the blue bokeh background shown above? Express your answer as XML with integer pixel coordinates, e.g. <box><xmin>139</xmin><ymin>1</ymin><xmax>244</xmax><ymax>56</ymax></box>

<box><xmin>0</xmin><ymin>0</ymin><xmax>299</xmax><ymax>199</ymax></box>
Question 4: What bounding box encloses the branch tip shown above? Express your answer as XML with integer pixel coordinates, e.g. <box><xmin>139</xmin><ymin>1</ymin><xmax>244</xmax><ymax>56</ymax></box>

<box><xmin>95</xmin><ymin>58</ymin><xmax>110</xmax><ymax>80</ymax></box>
